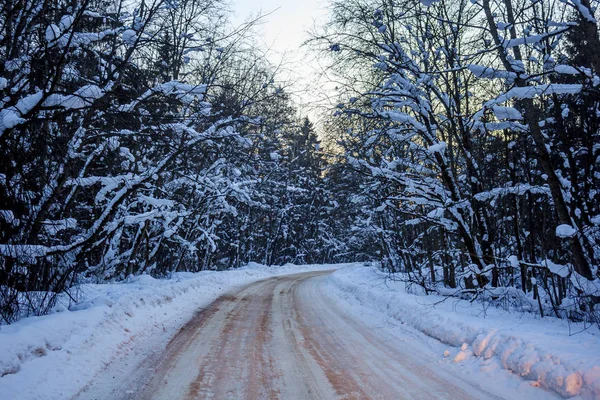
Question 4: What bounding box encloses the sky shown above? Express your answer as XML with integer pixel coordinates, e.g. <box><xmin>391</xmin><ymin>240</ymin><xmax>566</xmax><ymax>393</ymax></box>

<box><xmin>230</xmin><ymin>0</ymin><xmax>332</xmax><ymax>121</ymax></box>
<box><xmin>231</xmin><ymin>0</ymin><xmax>327</xmax><ymax>56</ymax></box>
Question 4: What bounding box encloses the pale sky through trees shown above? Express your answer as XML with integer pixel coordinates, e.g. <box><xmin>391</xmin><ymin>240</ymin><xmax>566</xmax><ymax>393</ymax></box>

<box><xmin>230</xmin><ymin>0</ymin><xmax>331</xmax><ymax>121</ymax></box>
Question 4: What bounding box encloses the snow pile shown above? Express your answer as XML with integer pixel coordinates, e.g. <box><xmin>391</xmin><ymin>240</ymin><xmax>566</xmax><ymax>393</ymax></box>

<box><xmin>0</xmin><ymin>263</ymin><xmax>341</xmax><ymax>400</ymax></box>
<box><xmin>467</xmin><ymin>64</ymin><xmax>517</xmax><ymax>82</ymax></box>
<box><xmin>492</xmin><ymin>105</ymin><xmax>523</xmax><ymax>120</ymax></box>
<box><xmin>556</xmin><ymin>224</ymin><xmax>577</xmax><ymax>238</ymax></box>
<box><xmin>44</xmin><ymin>85</ymin><xmax>104</xmax><ymax>109</ymax></box>
<box><xmin>554</xmin><ymin>65</ymin><xmax>579</xmax><ymax>75</ymax></box>
<box><xmin>45</xmin><ymin>24</ymin><xmax>61</xmax><ymax>42</ymax></box>
<box><xmin>121</xmin><ymin>29</ymin><xmax>137</xmax><ymax>46</ymax></box>
<box><xmin>427</xmin><ymin>141</ymin><xmax>447</xmax><ymax>154</ymax></box>
<box><xmin>325</xmin><ymin>266</ymin><xmax>600</xmax><ymax>399</ymax></box>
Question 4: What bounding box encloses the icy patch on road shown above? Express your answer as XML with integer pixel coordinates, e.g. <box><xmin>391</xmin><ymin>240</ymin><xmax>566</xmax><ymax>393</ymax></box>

<box><xmin>0</xmin><ymin>263</ymin><xmax>346</xmax><ymax>400</ymax></box>
<box><xmin>325</xmin><ymin>266</ymin><xmax>600</xmax><ymax>399</ymax></box>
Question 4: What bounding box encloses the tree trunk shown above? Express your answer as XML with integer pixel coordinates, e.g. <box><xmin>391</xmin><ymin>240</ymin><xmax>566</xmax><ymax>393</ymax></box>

<box><xmin>481</xmin><ymin>0</ymin><xmax>594</xmax><ymax>280</ymax></box>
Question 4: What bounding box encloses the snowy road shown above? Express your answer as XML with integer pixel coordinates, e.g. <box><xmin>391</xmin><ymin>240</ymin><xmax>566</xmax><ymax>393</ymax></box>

<box><xmin>77</xmin><ymin>270</ymin><xmax>507</xmax><ymax>400</ymax></box>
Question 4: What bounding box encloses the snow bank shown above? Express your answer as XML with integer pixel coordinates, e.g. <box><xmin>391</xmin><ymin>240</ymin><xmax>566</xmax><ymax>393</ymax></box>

<box><xmin>0</xmin><ymin>263</ymin><xmax>341</xmax><ymax>400</ymax></box>
<box><xmin>325</xmin><ymin>266</ymin><xmax>600</xmax><ymax>399</ymax></box>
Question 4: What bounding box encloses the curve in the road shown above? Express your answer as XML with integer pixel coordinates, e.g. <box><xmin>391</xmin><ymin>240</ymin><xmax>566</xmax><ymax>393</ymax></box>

<box><xmin>77</xmin><ymin>270</ymin><xmax>503</xmax><ymax>400</ymax></box>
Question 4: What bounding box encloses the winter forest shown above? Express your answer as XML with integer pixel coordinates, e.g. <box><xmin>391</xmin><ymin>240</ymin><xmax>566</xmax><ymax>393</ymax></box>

<box><xmin>1</xmin><ymin>0</ymin><xmax>599</xmax><ymax>327</ymax></box>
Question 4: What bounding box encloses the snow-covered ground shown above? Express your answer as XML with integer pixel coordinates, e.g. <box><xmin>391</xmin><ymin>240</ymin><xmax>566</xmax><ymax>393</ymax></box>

<box><xmin>0</xmin><ymin>263</ymin><xmax>342</xmax><ymax>400</ymax></box>
<box><xmin>1</xmin><ymin>263</ymin><xmax>599</xmax><ymax>399</ymax></box>
<box><xmin>324</xmin><ymin>265</ymin><xmax>600</xmax><ymax>399</ymax></box>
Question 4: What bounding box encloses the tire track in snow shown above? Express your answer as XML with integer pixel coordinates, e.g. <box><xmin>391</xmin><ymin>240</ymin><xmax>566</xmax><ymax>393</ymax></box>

<box><xmin>76</xmin><ymin>270</ymin><xmax>507</xmax><ymax>400</ymax></box>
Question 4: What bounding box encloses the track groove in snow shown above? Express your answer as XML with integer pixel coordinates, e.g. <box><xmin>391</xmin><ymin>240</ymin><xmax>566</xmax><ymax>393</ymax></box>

<box><xmin>0</xmin><ymin>263</ymin><xmax>340</xmax><ymax>400</ymax></box>
<box><xmin>79</xmin><ymin>270</ymin><xmax>526</xmax><ymax>399</ymax></box>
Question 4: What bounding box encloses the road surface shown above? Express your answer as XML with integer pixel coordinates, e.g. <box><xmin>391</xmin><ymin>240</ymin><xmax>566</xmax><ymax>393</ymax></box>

<box><xmin>77</xmin><ymin>270</ymin><xmax>505</xmax><ymax>400</ymax></box>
